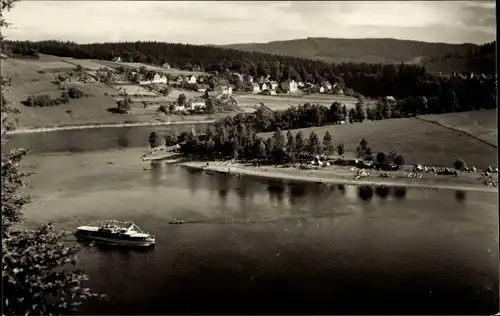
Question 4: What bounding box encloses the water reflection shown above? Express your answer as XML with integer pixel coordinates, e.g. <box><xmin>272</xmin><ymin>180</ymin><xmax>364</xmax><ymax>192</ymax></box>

<box><xmin>268</xmin><ymin>180</ymin><xmax>286</xmax><ymax>206</ymax></box>
<box><xmin>149</xmin><ymin>162</ymin><xmax>162</xmax><ymax>187</ymax></box>
<box><xmin>288</xmin><ymin>183</ymin><xmax>307</xmax><ymax>206</ymax></box>
<box><xmin>455</xmin><ymin>190</ymin><xmax>466</xmax><ymax>203</ymax></box>
<box><xmin>357</xmin><ymin>185</ymin><xmax>374</xmax><ymax>201</ymax></box>
<box><xmin>117</xmin><ymin>129</ymin><xmax>130</xmax><ymax>148</ymax></box>
<box><xmin>375</xmin><ymin>186</ymin><xmax>390</xmax><ymax>199</ymax></box>
<box><xmin>217</xmin><ymin>174</ymin><xmax>231</xmax><ymax>203</ymax></box>
<box><xmin>186</xmin><ymin>168</ymin><xmax>202</xmax><ymax>194</ymax></box>
<box><xmin>337</xmin><ymin>184</ymin><xmax>346</xmax><ymax>195</ymax></box>
<box><xmin>393</xmin><ymin>187</ymin><xmax>407</xmax><ymax>199</ymax></box>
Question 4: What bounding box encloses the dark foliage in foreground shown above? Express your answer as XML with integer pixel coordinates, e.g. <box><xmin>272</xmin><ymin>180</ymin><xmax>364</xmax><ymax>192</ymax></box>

<box><xmin>2</xmin><ymin>1</ymin><xmax>101</xmax><ymax>314</ymax></box>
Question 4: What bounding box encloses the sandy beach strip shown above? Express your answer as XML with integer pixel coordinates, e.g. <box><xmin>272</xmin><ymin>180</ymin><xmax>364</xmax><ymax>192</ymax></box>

<box><xmin>180</xmin><ymin>161</ymin><xmax>498</xmax><ymax>193</ymax></box>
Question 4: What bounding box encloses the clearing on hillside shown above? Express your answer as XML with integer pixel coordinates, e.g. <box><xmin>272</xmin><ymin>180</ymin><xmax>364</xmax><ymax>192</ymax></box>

<box><xmin>260</xmin><ymin>116</ymin><xmax>497</xmax><ymax>169</ymax></box>
<box><xmin>417</xmin><ymin>110</ymin><xmax>497</xmax><ymax>147</ymax></box>
<box><xmin>234</xmin><ymin>94</ymin><xmax>358</xmax><ymax>111</ymax></box>
<box><xmin>111</xmin><ymin>85</ymin><xmax>159</xmax><ymax>97</ymax></box>
<box><xmin>64</xmin><ymin>59</ymin><xmax>114</xmax><ymax>71</ymax></box>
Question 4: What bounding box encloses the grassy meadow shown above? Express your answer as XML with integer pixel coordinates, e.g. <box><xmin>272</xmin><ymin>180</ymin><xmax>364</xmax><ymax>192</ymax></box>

<box><xmin>260</xmin><ymin>116</ymin><xmax>497</xmax><ymax>169</ymax></box>
<box><xmin>417</xmin><ymin>110</ymin><xmax>497</xmax><ymax>146</ymax></box>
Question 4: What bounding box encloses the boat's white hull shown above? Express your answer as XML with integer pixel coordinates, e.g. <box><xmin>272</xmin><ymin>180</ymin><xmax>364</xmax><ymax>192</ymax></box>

<box><xmin>75</xmin><ymin>234</ymin><xmax>155</xmax><ymax>247</ymax></box>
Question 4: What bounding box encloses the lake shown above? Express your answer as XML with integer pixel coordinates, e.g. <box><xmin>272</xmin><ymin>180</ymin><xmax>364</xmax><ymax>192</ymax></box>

<box><xmin>8</xmin><ymin>126</ymin><xmax>499</xmax><ymax>315</ymax></box>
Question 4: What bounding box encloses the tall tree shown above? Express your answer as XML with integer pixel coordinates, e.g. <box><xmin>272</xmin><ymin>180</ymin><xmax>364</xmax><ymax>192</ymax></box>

<box><xmin>285</xmin><ymin>130</ymin><xmax>296</xmax><ymax>161</ymax></box>
<box><xmin>149</xmin><ymin>132</ymin><xmax>161</xmax><ymax>148</ymax></box>
<box><xmin>322</xmin><ymin>131</ymin><xmax>334</xmax><ymax>155</ymax></box>
<box><xmin>307</xmin><ymin>131</ymin><xmax>322</xmax><ymax>156</ymax></box>
<box><xmin>337</xmin><ymin>143</ymin><xmax>345</xmax><ymax>157</ymax></box>
<box><xmin>271</xmin><ymin>128</ymin><xmax>286</xmax><ymax>162</ymax></box>
<box><xmin>295</xmin><ymin>131</ymin><xmax>306</xmax><ymax>156</ymax></box>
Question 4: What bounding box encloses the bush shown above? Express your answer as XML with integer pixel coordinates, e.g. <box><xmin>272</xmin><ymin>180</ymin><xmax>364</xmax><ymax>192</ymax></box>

<box><xmin>454</xmin><ymin>158</ymin><xmax>467</xmax><ymax>170</ymax></box>
<box><xmin>67</xmin><ymin>87</ymin><xmax>86</xmax><ymax>99</ymax></box>
<box><xmin>23</xmin><ymin>94</ymin><xmax>53</xmax><ymax>107</ymax></box>
<box><xmin>157</xmin><ymin>105</ymin><xmax>168</xmax><ymax>114</ymax></box>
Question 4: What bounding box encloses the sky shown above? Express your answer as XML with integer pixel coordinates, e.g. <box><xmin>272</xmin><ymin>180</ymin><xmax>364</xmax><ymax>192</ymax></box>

<box><xmin>2</xmin><ymin>1</ymin><xmax>497</xmax><ymax>45</ymax></box>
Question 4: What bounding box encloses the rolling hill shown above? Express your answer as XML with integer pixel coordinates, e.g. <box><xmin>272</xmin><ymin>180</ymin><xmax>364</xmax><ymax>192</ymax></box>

<box><xmin>223</xmin><ymin>37</ymin><xmax>478</xmax><ymax>65</ymax></box>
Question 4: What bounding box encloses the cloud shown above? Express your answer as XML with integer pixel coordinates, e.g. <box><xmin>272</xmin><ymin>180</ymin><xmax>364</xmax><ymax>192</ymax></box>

<box><xmin>2</xmin><ymin>1</ymin><xmax>496</xmax><ymax>45</ymax></box>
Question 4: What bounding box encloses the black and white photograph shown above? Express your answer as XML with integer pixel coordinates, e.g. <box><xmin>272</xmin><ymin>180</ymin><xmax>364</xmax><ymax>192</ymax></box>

<box><xmin>1</xmin><ymin>0</ymin><xmax>498</xmax><ymax>315</ymax></box>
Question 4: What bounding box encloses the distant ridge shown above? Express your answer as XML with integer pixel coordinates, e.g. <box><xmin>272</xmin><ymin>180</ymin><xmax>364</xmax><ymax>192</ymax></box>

<box><xmin>222</xmin><ymin>37</ymin><xmax>478</xmax><ymax>64</ymax></box>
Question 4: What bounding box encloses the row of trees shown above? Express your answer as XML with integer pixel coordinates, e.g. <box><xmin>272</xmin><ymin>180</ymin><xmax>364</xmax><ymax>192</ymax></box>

<box><xmin>23</xmin><ymin>87</ymin><xmax>87</xmax><ymax>107</ymax></box>
<box><xmin>151</xmin><ymin>125</ymin><xmax>406</xmax><ymax>170</ymax></box>
<box><xmin>5</xmin><ymin>41</ymin><xmax>496</xmax><ymax>105</ymax></box>
<box><xmin>208</xmin><ymin>87</ymin><xmax>491</xmax><ymax>137</ymax></box>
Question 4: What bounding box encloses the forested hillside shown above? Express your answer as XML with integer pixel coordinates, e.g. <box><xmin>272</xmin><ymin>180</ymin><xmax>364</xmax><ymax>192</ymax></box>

<box><xmin>6</xmin><ymin>40</ymin><xmax>497</xmax><ymax>113</ymax></box>
<box><xmin>223</xmin><ymin>37</ymin><xmax>478</xmax><ymax>64</ymax></box>
<box><xmin>424</xmin><ymin>41</ymin><xmax>496</xmax><ymax>74</ymax></box>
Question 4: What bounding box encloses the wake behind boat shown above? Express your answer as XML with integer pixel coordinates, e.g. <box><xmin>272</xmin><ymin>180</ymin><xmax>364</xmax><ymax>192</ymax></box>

<box><xmin>74</xmin><ymin>220</ymin><xmax>155</xmax><ymax>247</ymax></box>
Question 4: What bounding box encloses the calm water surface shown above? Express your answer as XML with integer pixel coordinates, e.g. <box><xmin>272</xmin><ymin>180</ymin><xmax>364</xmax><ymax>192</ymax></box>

<box><xmin>10</xmin><ymin>126</ymin><xmax>500</xmax><ymax>315</ymax></box>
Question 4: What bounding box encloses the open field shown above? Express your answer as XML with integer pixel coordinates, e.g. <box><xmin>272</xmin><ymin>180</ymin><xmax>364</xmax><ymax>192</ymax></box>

<box><xmin>111</xmin><ymin>84</ymin><xmax>160</xmax><ymax>96</ymax></box>
<box><xmin>234</xmin><ymin>93</ymin><xmax>359</xmax><ymax>111</ymax></box>
<box><xmin>2</xmin><ymin>58</ymin><xmax>219</xmax><ymax>128</ymax></box>
<box><xmin>417</xmin><ymin>110</ymin><xmax>497</xmax><ymax>147</ymax></box>
<box><xmin>260</xmin><ymin>116</ymin><xmax>497</xmax><ymax>169</ymax></box>
<box><xmin>63</xmin><ymin>59</ymin><xmax>114</xmax><ymax>71</ymax></box>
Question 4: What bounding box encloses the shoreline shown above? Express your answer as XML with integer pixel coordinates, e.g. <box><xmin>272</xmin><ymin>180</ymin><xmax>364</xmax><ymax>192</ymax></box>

<box><xmin>6</xmin><ymin>119</ymin><xmax>216</xmax><ymax>135</ymax></box>
<box><xmin>180</xmin><ymin>161</ymin><xmax>498</xmax><ymax>193</ymax></box>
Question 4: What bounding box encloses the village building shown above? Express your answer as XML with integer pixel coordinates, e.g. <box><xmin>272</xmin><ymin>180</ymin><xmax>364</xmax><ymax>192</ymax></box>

<box><xmin>268</xmin><ymin>81</ymin><xmax>279</xmax><ymax>90</ymax></box>
<box><xmin>319</xmin><ymin>86</ymin><xmax>325</xmax><ymax>93</ymax></box>
<box><xmin>197</xmin><ymin>84</ymin><xmax>210</xmax><ymax>92</ymax></box>
<box><xmin>184</xmin><ymin>75</ymin><xmax>197</xmax><ymax>84</ymax></box>
<box><xmin>231</xmin><ymin>73</ymin><xmax>244</xmax><ymax>83</ymax></box>
<box><xmin>281</xmin><ymin>79</ymin><xmax>299</xmax><ymax>93</ymax></box>
<box><xmin>162</xmin><ymin>63</ymin><xmax>171</xmax><ymax>69</ymax></box>
<box><xmin>247</xmin><ymin>75</ymin><xmax>254</xmax><ymax>83</ymax></box>
<box><xmin>251</xmin><ymin>83</ymin><xmax>261</xmax><ymax>94</ymax></box>
<box><xmin>188</xmin><ymin>98</ymin><xmax>206</xmax><ymax>110</ymax></box>
<box><xmin>260</xmin><ymin>83</ymin><xmax>268</xmax><ymax>91</ymax></box>
<box><xmin>139</xmin><ymin>73</ymin><xmax>167</xmax><ymax>85</ymax></box>
<box><xmin>297</xmin><ymin>81</ymin><xmax>305</xmax><ymax>88</ymax></box>
<box><xmin>385</xmin><ymin>96</ymin><xmax>397</xmax><ymax>105</ymax></box>
<box><xmin>217</xmin><ymin>85</ymin><xmax>233</xmax><ymax>96</ymax></box>
<box><xmin>323</xmin><ymin>81</ymin><xmax>332</xmax><ymax>91</ymax></box>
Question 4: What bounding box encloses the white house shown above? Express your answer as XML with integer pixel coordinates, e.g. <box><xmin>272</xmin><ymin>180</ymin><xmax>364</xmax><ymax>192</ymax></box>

<box><xmin>319</xmin><ymin>86</ymin><xmax>325</xmax><ymax>93</ymax></box>
<box><xmin>324</xmin><ymin>82</ymin><xmax>332</xmax><ymax>91</ymax></box>
<box><xmin>140</xmin><ymin>73</ymin><xmax>167</xmax><ymax>85</ymax></box>
<box><xmin>185</xmin><ymin>75</ymin><xmax>197</xmax><ymax>84</ymax></box>
<box><xmin>152</xmin><ymin>73</ymin><xmax>167</xmax><ymax>84</ymax></box>
<box><xmin>268</xmin><ymin>81</ymin><xmax>279</xmax><ymax>90</ymax></box>
<box><xmin>247</xmin><ymin>75</ymin><xmax>254</xmax><ymax>83</ymax></box>
<box><xmin>188</xmin><ymin>98</ymin><xmax>206</xmax><ymax>110</ymax></box>
<box><xmin>385</xmin><ymin>96</ymin><xmax>397</xmax><ymax>104</ymax></box>
<box><xmin>113</xmin><ymin>57</ymin><xmax>122</xmax><ymax>63</ymax></box>
<box><xmin>280</xmin><ymin>79</ymin><xmax>298</xmax><ymax>93</ymax></box>
<box><xmin>218</xmin><ymin>85</ymin><xmax>232</xmax><ymax>95</ymax></box>
<box><xmin>175</xmin><ymin>105</ymin><xmax>186</xmax><ymax>112</ymax></box>
<box><xmin>251</xmin><ymin>83</ymin><xmax>261</xmax><ymax>94</ymax></box>
<box><xmin>197</xmin><ymin>84</ymin><xmax>210</xmax><ymax>92</ymax></box>
<box><xmin>260</xmin><ymin>83</ymin><xmax>268</xmax><ymax>91</ymax></box>
<box><xmin>162</xmin><ymin>63</ymin><xmax>171</xmax><ymax>69</ymax></box>
<box><xmin>297</xmin><ymin>81</ymin><xmax>305</xmax><ymax>88</ymax></box>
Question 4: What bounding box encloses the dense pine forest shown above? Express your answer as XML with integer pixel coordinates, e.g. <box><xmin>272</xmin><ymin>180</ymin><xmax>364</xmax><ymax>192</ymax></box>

<box><xmin>6</xmin><ymin>40</ymin><xmax>497</xmax><ymax>112</ymax></box>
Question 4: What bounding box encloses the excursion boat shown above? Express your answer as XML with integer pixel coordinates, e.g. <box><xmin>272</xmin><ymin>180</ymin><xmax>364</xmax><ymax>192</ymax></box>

<box><xmin>74</xmin><ymin>220</ymin><xmax>155</xmax><ymax>247</ymax></box>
